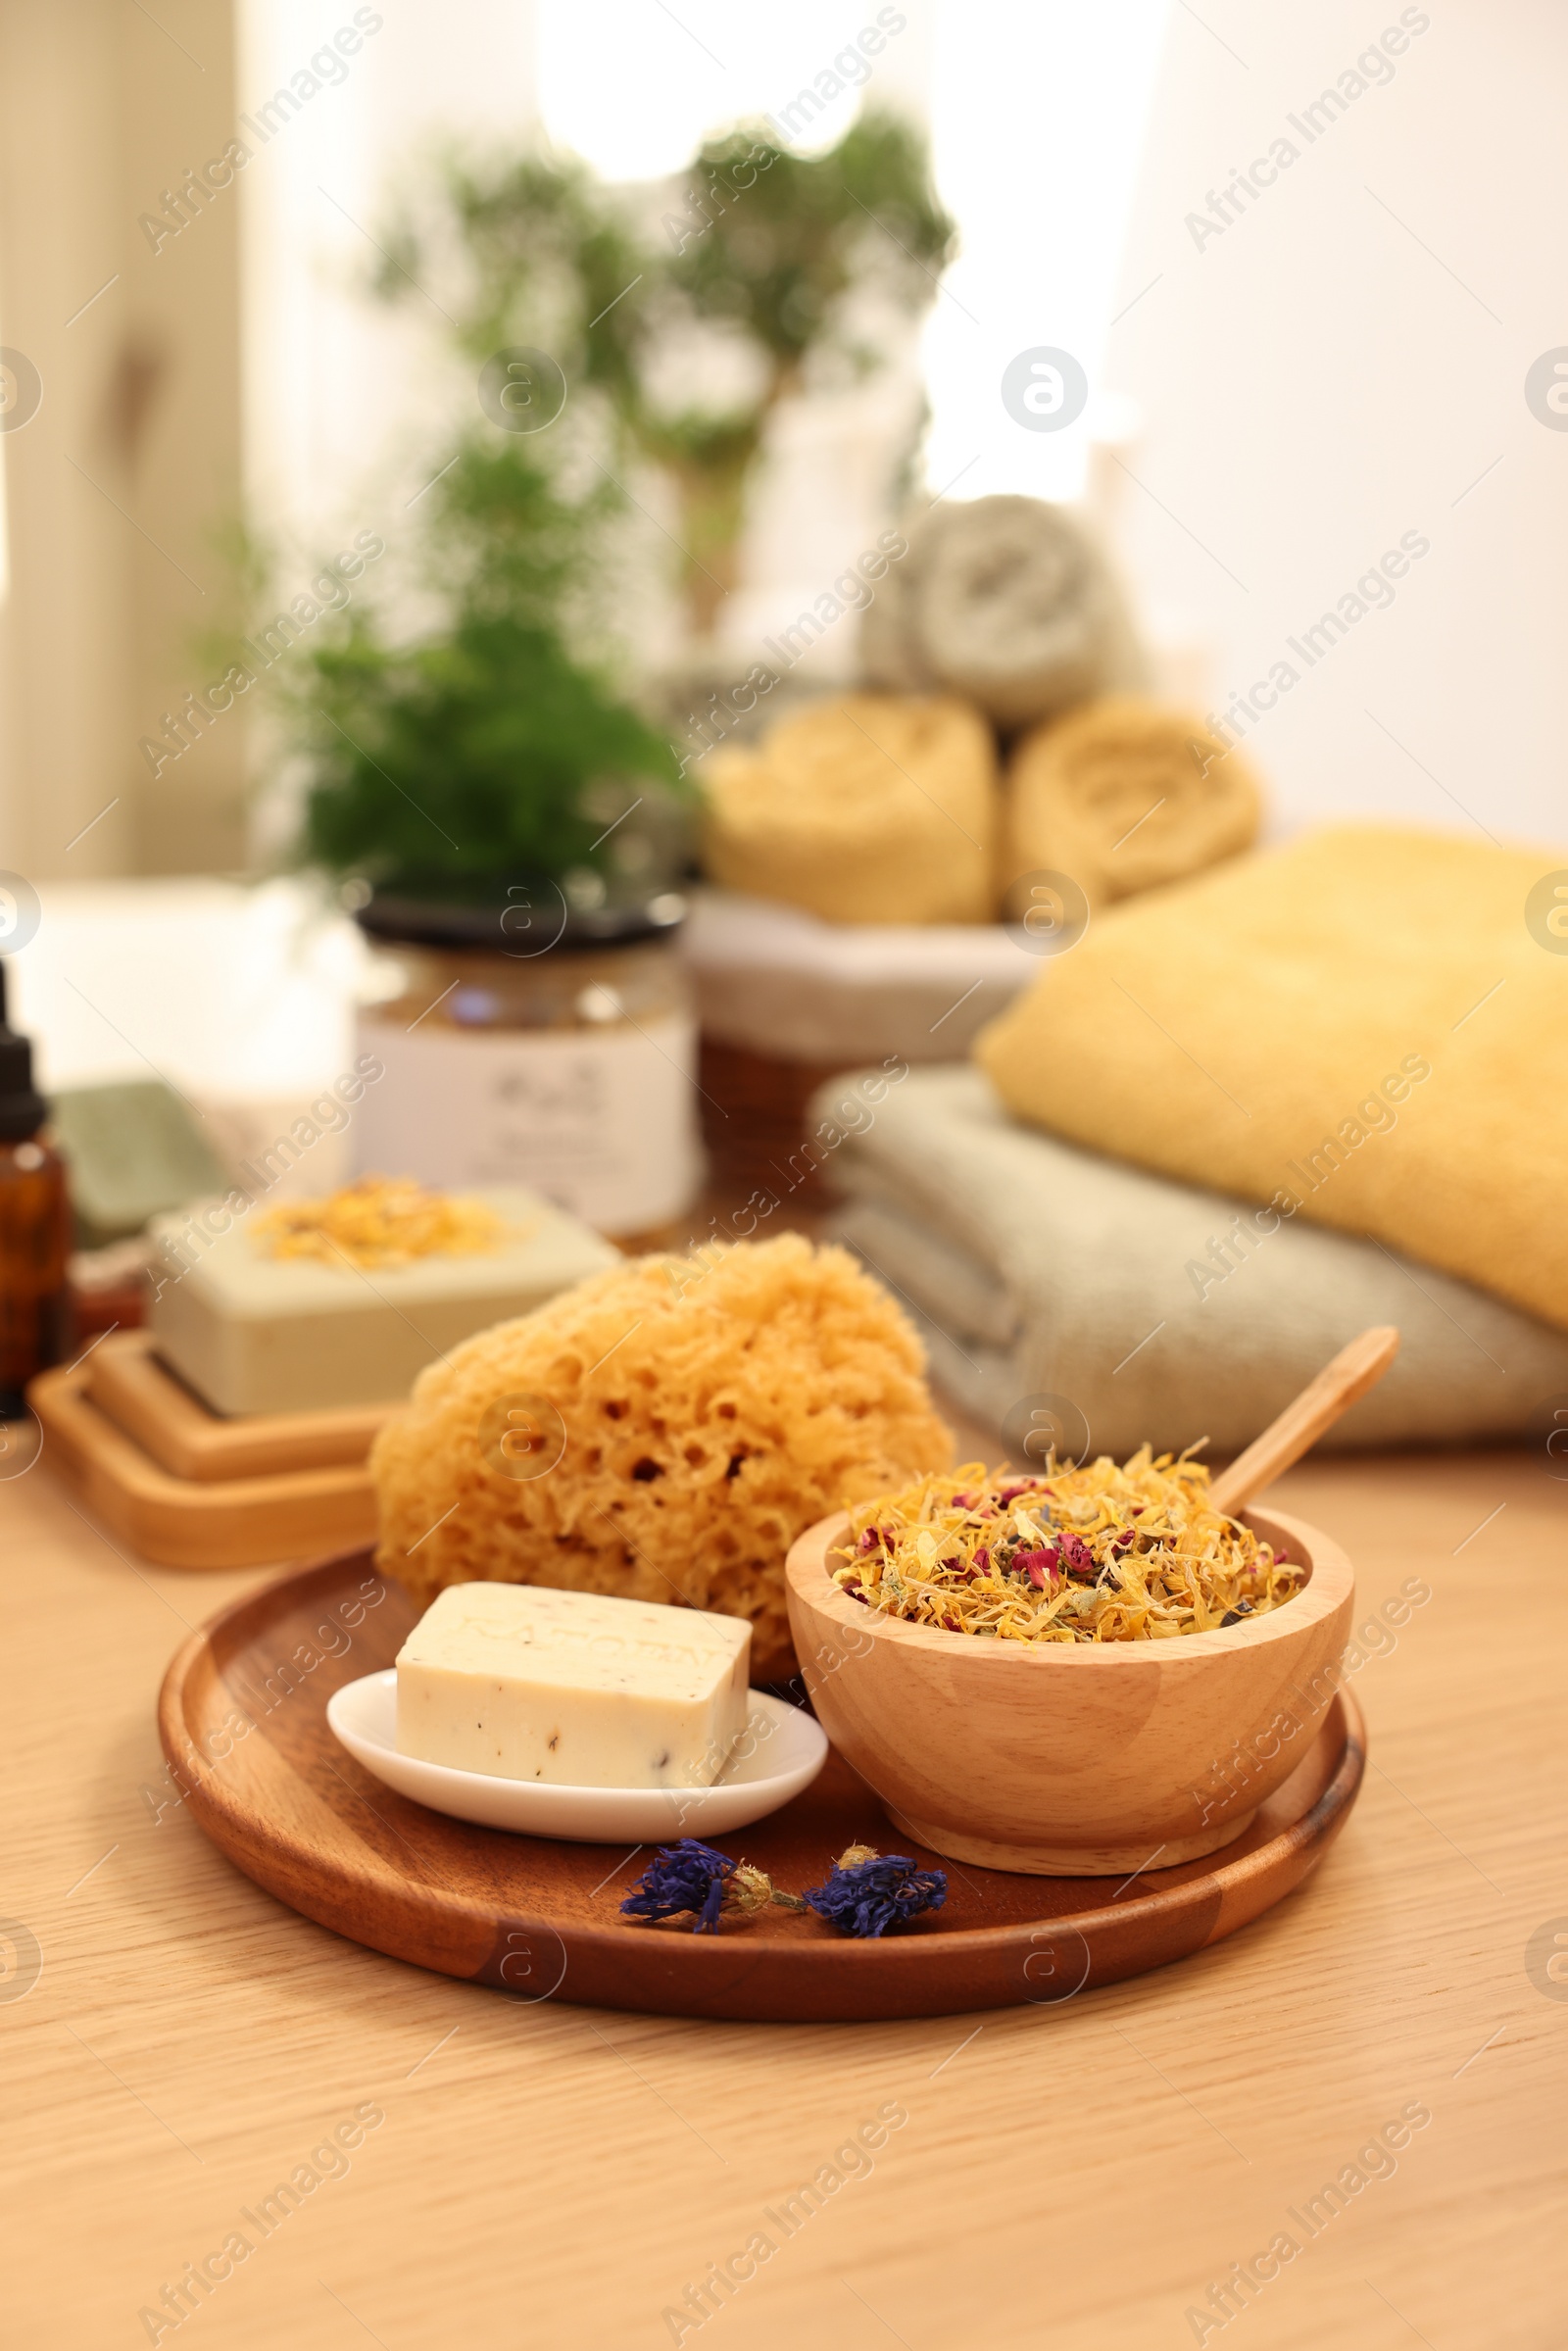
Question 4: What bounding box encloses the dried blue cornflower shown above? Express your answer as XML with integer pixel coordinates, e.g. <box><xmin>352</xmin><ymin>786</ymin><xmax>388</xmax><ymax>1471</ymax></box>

<box><xmin>620</xmin><ymin>1839</ymin><xmax>779</xmax><ymax>1935</ymax></box>
<box><xmin>801</xmin><ymin>1843</ymin><xmax>948</xmax><ymax>1938</ymax></box>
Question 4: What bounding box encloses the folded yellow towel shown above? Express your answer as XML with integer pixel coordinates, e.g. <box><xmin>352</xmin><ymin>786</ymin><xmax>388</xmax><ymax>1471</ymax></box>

<box><xmin>701</xmin><ymin>692</ymin><xmax>997</xmax><ymax>925</ymax></box>
<box><xmin>1003</xmin><ymin>697</ymin><xmax>1262</xmax><ymax>910</ymax></box>
<box><xmin>975</xmin><ymin>824</ymin><xmax>1568</xmax><ymax>1331</ymax></box>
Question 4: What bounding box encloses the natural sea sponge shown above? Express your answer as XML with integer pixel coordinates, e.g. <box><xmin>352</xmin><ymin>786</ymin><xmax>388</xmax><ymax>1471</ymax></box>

<box><xmin>369</xmin><ymin>1233</ymin><xmax>953</xmax><ymax>1682</ymax></box>
<box><xmin>1003</xmin><ymin>697</ymin><xmax>1262</xmax><ymax>911</ymax></box>
<box><xmin>701</xmin><ymin>692</ymin><xmax>997</xmax><ymax>925</ymax></box>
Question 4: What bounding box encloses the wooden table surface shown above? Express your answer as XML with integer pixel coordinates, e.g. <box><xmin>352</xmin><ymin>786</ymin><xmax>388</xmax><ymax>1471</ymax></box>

<box><xmin>5</xmin><ymin>1432</ymin><xmax>1564</xmax><ymax>2350</ymax></box>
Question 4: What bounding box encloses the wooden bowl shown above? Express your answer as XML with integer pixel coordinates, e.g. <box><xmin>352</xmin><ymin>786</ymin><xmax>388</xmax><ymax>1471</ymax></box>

<box><xmin>785</xmin><ymin>1506</ymin><xmax>1353</xmax><ymax>1876</ymax></box>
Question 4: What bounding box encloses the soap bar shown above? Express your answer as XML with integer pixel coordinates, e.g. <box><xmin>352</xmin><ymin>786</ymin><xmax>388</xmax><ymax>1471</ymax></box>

<box><xmin>395</xmin><ymin>1582</ymin><xmax>752</xmax><ymax>1789</ymax></box>
<box><xmin>148</xmin><ymin>1184</ymin><xmax>617</xmax><ymax>1415</ymax></box>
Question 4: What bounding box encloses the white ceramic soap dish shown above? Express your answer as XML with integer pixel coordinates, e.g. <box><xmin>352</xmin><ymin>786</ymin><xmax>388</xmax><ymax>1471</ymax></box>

<box><xmin>325</xmin><ymin>1671</ymin><xmax>829</xmax><ymax>1841</ymax></box>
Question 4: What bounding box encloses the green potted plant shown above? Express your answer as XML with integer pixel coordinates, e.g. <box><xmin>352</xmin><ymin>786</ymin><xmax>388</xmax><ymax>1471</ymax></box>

<box><xmin>229</xmin><ymin>116</ymin><xmax>953</xmax><ymax>1236</ymax></box>
<box><xmin>377</xmin><ymin>110</ymin><xmax>956</xmax><ymax>640</ymax></box>
<box><xmin>656</xmin><ymin>115</ymin><xmax>956</xmax><ymax>634</ymax></box>
<box><xmin>272</xmin><ymin>436</ymin><xmax>702</xmax><ymax>1237</ymax></box>
<box><xmin>296</xmin><ymin>436</ymin><xmax>684</xmax><ymax>905</ymax></box>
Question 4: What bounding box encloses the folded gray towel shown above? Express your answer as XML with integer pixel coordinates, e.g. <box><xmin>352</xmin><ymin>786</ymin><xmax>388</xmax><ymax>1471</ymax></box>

<box><xmin>858</xmin><ymin>495</ymin><xmax>1149</xmax><ymax>731</ymax></box>
<box><xmin>811</xmin><ymin>1064</ymin><xmax>1568</xmax><ymax>1456</ymax></box>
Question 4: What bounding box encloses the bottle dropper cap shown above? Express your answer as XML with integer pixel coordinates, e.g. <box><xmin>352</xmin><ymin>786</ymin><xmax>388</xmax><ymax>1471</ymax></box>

<box><xmin>0</xmin><ymin>960</ymin><xmax>47</xmax><ymax>1142</ymax></box>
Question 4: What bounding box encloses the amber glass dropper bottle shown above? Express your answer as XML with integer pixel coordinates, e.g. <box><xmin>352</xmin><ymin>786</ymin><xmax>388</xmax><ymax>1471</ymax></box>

<box><xmin>0</xmin><ymin>958</ymin><xmax>71</xmax><ymax>1417</ymax></box>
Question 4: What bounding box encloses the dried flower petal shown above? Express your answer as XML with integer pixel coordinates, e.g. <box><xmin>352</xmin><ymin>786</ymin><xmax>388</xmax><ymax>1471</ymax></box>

<box><xmin>621</xmin><ymin>1838</ymin><xmax>735</xmax><ymax>1932</ymax></box>
<box><xmin>802</xmin><ymin>1845</ymin><xmax>947</xmax><ymax>1938</ymax></box>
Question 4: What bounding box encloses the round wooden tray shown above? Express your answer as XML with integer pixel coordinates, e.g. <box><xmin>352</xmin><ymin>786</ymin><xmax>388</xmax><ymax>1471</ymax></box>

<box><xmin>158</xmin><ymin>1549</ymin><xmax>1366</xmax><ymax>2023</ymax></box>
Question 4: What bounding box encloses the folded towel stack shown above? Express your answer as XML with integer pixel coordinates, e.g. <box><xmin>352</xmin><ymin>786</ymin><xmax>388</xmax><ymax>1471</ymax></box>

<box><xmin>811</xmin><ymin>1063</ymin><xmax>1568</xmax><ymax>1458</ymax></box>
<box><xmin>978</xmin><ymin>824</ymin><xmax>1568</xmax><ymax>1334</ymax></box>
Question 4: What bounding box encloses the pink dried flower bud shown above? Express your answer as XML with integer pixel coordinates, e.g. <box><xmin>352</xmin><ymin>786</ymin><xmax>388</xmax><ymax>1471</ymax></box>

<box><xmin>1013</xmin><ymin>1547</ymin><xmax>1058</xmax><ymax>1592</ymax></box>
<box><xmin>1059</xmin><ymin>1533</ymin><xmax>1096</xmax><ymax>1578</ymax></box>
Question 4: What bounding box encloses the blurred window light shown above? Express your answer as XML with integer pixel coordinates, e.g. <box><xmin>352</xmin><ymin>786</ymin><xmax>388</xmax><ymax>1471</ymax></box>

<box><xmin>237</xmin><ymin>0</ymin><xmax>536</xmax><ymax>540</ymax></box>
<box><xmin>923</xmin><ymin>0</ymin><xmax>1170</xmax><ymax>501</ymax></box>
<box><xmin>537</xmin><ymin>0</ymin><xmax>883</xmax><ymax>177</ymax></box>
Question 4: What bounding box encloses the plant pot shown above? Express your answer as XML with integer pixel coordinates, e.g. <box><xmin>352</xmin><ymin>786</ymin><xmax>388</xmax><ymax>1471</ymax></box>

<box><xmin>350</xmin><ymin>884</ymin><xmax>703</xmax><ymax>1238</ymax></box>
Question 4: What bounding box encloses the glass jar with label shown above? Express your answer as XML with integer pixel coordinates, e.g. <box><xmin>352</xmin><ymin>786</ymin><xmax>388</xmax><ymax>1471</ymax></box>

<box><xmin>351</xmin><ymin>885</ymin><xmax>701</xmax><ymax>1238</ymax></box>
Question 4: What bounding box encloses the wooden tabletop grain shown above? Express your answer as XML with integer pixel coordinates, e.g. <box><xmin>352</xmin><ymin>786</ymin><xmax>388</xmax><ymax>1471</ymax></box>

<box><xmin>4</xmin><ymin>1434</ymin><xmax>1563</xmax><ymax>2351</ymax></box>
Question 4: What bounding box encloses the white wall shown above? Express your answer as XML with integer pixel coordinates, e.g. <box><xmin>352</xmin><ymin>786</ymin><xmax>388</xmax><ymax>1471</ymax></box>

<box><xmin>1098</xmin><ymin>0</ymin><xmax>1568</xmax><ymax>848</ymax></box>
<box><xmin>922</xmin><ymin>0</ymin><xmax>1170</xmax><ymax>506</ymax></box>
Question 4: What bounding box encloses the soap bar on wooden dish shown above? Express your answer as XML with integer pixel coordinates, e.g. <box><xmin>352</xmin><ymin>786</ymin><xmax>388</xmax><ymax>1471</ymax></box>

<box><xmin>395</xmin><ymin>1582</ymin><xmax>752</xmax><ymax>1788</ymax></box>
<box><xmin>148</xmin><ymin>1183</ymin><xmax>617</xmax><ymax>1415</ymax></box>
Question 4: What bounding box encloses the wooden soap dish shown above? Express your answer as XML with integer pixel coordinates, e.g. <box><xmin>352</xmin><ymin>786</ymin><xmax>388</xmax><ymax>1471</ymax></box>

<box><xmin>87</xmin><ymin>1331</ymin><xmax>390</xmax><ymax>1481</ymax></box>
<box><xmin>29</xmin><ymin>1345</ymin><xmax>379</xmax><ymax>1569</ymax></box>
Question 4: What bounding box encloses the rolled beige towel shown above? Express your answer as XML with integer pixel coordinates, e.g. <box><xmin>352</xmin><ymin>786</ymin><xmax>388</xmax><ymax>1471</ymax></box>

<box><xmin>1003</xmin><ymin>697</ymin><xmax>1262</xmax><ymax>910</ymax></box>
<box><xmin>859</xmin><ymin>495</ymin><xmax>1148</xmax><ymax>730</ymax></box>
<box><xmin>701</xmin><ymin>692</ymin><xmax>998</xmax><ymax>925</ymax></box>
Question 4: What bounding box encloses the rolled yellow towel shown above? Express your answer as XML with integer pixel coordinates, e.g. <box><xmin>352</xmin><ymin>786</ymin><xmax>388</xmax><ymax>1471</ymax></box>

<box><xmin>701</xmin><ymin>692</ymin><xmax>998</xmax><ymax>925</ymax></box>
<box><xmin>1003</xmin><ymin>697</ymin><xmax>1263</xmax><ymax>911</ymax></box>
<box><xmin>975</xmin><ymin>823</ymin><xmax>1568</xmax><ymax>1333</ymax></box>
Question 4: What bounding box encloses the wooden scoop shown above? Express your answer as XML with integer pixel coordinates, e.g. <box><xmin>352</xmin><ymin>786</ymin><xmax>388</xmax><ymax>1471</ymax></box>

<box><xmin>1207</xmin><ymin>1325</ymin><xmax>1400</xmax><ymax>1519</ymax></box>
